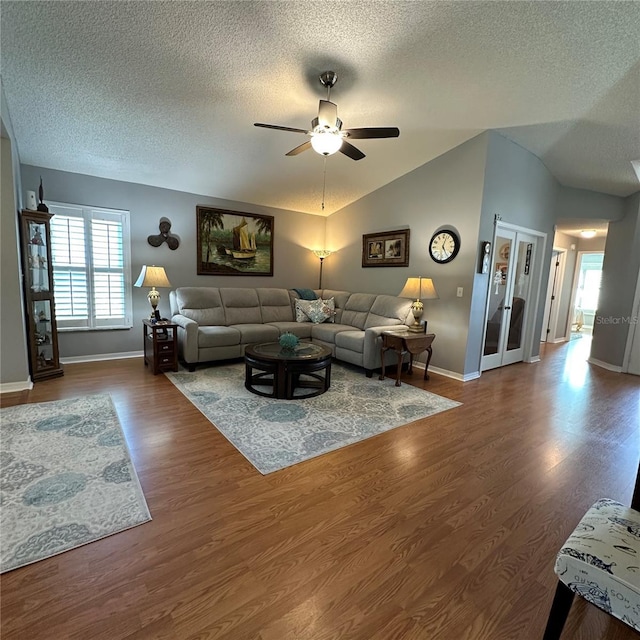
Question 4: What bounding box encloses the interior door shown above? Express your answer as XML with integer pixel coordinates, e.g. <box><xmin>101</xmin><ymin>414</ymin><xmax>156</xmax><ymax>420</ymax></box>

<box><xmin>482</xmin><ymin>230</ymin><xmax>537</xmax><ymax>371</ymax></box>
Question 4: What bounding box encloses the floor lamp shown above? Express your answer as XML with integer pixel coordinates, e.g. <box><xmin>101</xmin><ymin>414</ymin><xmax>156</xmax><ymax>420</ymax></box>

<box><xmin>313</xmin><ymin>250</ymin><xmax>332</xmax><ymax>289</ymax></box>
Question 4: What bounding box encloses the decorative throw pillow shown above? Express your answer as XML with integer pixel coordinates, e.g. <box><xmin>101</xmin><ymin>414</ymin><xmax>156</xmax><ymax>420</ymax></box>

<box><xmin>295</xmin><ymin>299</ymin><xmax>311</xmax><ymax>323</ymax></box>
<box><xmin>295</xmin><ymin>297</ymin><xmax>335</xmax><ymax>323</ymax></box>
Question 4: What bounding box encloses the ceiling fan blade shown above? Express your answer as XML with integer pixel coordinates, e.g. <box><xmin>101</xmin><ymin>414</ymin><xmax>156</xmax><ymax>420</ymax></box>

<box><xmin>254</xmin><ymin>123</ymin><xmax>309</xmax><ymax>134</ymax></box>
<box><xmin>285</xmin><ymin>141</ymin><xmax>312</xmax><ymax>156</ymax></box>
<box><xmin>343</xmin><ymin>127</ymin><xmax>400</xmax><ymax>139</ymax></box>
<box><xmin>339</xmin><ymin>140</ymin><xmax>365</xmax><ymax>161</ymax></box>
<box><xmin>318</xmin><ymin>100</ymin><xmax>338</xmax><ymax>128</ymax></box>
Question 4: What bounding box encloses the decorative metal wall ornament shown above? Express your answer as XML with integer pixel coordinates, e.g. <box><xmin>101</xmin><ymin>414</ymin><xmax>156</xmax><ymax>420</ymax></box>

<box><xmin>36</xmin><ymin>177</ymin><xmax>49</xmax><ymax>213</ymax></box>
<box><xmin>148</xmin><ymin>218</ymin><xmax>179</xmax><ymax>250</ymax></box>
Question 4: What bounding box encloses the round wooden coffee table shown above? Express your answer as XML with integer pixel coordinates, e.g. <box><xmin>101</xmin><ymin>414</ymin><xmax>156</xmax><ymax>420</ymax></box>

<box><xmin>244</xmin><ymin>342</ymin><xmax>332</xmax><ymax>399</ymax></box>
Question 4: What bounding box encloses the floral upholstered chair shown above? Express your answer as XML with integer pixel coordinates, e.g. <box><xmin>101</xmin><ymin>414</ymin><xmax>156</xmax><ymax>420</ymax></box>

<box><xmin>543</xmin><ymin>462</ymin><xmax>640</xmax><ymax>638</ymax></box>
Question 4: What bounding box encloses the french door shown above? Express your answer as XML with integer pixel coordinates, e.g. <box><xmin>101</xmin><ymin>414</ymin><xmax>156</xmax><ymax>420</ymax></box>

<box><xmin>482</xmin><ymin>228</ymin><xmax>538</xmax><ymax>371</ymax></box>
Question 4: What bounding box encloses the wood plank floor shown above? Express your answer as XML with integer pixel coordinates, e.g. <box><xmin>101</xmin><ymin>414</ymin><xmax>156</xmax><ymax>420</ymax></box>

<box><xmin>1</xmin><ymin>337</ymin><xmax>639</xmax><ymax>639</ymax></box>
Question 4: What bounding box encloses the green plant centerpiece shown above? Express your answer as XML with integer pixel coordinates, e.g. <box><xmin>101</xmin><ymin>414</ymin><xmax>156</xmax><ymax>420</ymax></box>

<box><xmin>279</xmin><ymin>332</ymin><xmax>299</xmax><ymax>352</ymax></box>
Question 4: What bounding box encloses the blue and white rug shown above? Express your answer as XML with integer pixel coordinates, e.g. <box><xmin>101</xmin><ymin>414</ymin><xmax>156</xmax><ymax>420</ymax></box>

<box><xmin>167</xmin><ymin>362</ymin><xmax>461</xmax><ymax>474</ymax></box>
<box><xmin>0</xmin><ymin>395</ymin><xmax>151</xmax><ymax>573</ymax></box>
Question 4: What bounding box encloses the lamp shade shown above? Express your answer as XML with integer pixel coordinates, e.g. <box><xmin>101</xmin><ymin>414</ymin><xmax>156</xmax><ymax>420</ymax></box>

<box><xmin>313</xmin><ymin>249</ymin><xmax>332</xmax><ymax>259</ymax></box>
<box><xmin>134</xmin><ymin>265</ymin><xmax>171</xmax><ymax>288</ymax></box>
<box><xmin>398</xmin><ymin>277</ymin><xmax>438</xmax><ymax>300</ymax></box>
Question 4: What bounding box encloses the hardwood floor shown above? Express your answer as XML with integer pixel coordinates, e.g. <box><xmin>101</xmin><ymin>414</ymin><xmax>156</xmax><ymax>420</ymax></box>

<box><xmin>1</xmin><ymin>338</ymin><xmax>639</xmax><ymax>639</ymax></box>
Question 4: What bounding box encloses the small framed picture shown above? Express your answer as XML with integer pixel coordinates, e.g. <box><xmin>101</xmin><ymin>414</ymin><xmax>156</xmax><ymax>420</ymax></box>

<box><xmin>362</xmin><ymin>229</ymin><xmax>410</xmax><ymax>267</ymax></box>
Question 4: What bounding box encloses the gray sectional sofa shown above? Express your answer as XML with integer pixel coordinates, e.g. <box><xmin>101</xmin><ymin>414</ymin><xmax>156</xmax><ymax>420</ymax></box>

<box><xmin>169</xmin><ymin>287</ymin><xmax>413</xmax><ymax>376</ymax></box>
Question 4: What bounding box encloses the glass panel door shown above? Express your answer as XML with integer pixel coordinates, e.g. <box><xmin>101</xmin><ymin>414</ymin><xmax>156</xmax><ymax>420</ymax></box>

<box><xmin>482</xmin><ymin>228</ymin><xmax>538</xmax><ymax>371</ymax></box>
<box><xmin>483</xmin><ymin>233</ymin><xmax>514</xmax><ymax>357</ymax></box>
<box><xmin>506</xmin><ymin>239</ymin><xmax>533</xmax><ymax>352</ymax></box>
<box><xmin>27</xmin><ymin>221</ymin><xmax>50</xmax><ymax>293</ymax></box>
<box><xmin>32</xmin><ymin>300</ymin><xmax>57</xmax><ymax>374</ymax></box>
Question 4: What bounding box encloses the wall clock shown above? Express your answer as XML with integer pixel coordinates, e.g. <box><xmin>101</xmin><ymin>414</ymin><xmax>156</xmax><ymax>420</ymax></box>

<box><xmin>429</xmin><ymin>229</ymin><xmax>461</xmax><ymax>264</ymax></box>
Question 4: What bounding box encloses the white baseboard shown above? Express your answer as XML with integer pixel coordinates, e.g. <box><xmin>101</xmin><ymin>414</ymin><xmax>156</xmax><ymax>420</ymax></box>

<box><xmin>588</xmin><ymin>357</ymin><xmax>623</xmax><ymax>373</ymax></box>
<box><xmin>550</xmin><ymin>338</ymin><xmax>567</xmax><ymax>344</ymax></box>
<box><xmin>526</xmin><ymin>355</ymin><xmax>542</xmax><ymax>363</ymax></box>
<box><xmin>60</xmin><ymin>350</ymin><xmax>142</xmax><ymax>365</ymax></box>
<box><xmin>413</xmin><ymin>362</ymin><xmax>478</xmax><ymax>382</ymax></box>
<box><xmin>0</xmin><ymin>378</ymin><xmax>34</xmax><ymax>393</ymax></box>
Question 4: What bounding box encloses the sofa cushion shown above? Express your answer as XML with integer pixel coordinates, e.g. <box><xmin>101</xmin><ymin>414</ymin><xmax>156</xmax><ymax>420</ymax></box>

<box><xmin>295</xmin><ymin>298</ymin><xmax>335</xmax><ymax>324</ymax></box>
<box><xmin>257</xmin><ymin>288</ymin><xmax>295</xmax><ymax>323</ymax></box>
<box><xmin>266</xmin><ymin>322</ymin><xmax>313</xmax><ymax>339</ymax></box>
<box><xmin>340</xmin><ymin>293</ymin><xmax>378</xmax><ymax>330</ymax></box>
<box><xmin>176</xmin><ymin>287</ymin><xmax>226</xmax><ymax>326</ymax></box>
<box><xmin>230</xmin><ymin>323</ymin><xmax>279</xmax><ymax>344</ymax></box>
<box><xmin>365</xmin><ymin>294</ymin><xmax>412</xmax><ymax>329</ymax></box>
<box><xmin>220</xmin><ymin>288</ymin><xmax>263</xmax><ymax>324</ymax></box>
<box><xmin>335</xmin><ymin>330</ymin><xmax>365</xmax><ymax>353</ymax></box>
<box><xmin>311</xmin><ymin>323</ymin><xmax>354</xmax><ymax>344</ymax></box>
<box><xmin>198</xmin><ymin>325</ymin><xmax>241</xmax><ymax>348</ymax></box>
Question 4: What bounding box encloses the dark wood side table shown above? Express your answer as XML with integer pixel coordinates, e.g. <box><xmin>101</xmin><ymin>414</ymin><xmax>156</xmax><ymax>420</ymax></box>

<box><xmin>143</xmin><ymin>319</ymin><xmax>178</xmax><ymax>375</ymax></box>
<box><xmin>379</xmin><ymin>330</ymin><xmax>435</xmax><ymax>387</ymax></box>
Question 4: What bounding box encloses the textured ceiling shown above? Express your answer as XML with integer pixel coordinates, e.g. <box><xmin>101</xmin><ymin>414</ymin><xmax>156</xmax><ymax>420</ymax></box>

<box><xmin>1</xmin><ymin>1</ymin><xmax>639</xmax><ymax>216</ymax></box>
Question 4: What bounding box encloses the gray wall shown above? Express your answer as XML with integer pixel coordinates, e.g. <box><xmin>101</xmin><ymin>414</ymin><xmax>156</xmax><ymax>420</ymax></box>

<box><xmin>1</xmin><ymin>78</ymin><xmax>30</xmax><ymax>388</ymax></box>
<box><xmin>466</xmin><ymin>132</ymin><xmax>560</xmax><ymax>374</ymax></box>
<box><xmin>556</xmin><ymin>187</ymin><xmax>626</xmax><ymax>223</ymax></box>
<box><xmin>591</xmin><ymin>193</ymin><xmax>640</xmax><ymax>367</ymax></box>
<box><xmin>326</xmin><ymin>133</ymin><xmax>489</xmax><ymax>375</ymax></box>
<box><xmin>1</xmin><ymin>136</ymin><xmax>30</xmax><ymax>385</ymax></box>
<box><xmin>20</xmin><ymin>165</ymin><xmax>325</xmax><ymax>359</ymax></box>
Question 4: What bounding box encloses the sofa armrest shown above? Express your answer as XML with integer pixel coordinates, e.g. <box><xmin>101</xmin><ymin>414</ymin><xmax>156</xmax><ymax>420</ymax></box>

<box><xmin>171</xmin><ymin>314</ymin><xmax>199</xmax><ymax>364</ymax></box>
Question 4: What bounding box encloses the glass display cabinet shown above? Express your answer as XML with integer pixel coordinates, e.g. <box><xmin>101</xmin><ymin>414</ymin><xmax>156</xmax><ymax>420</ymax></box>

<box><xmin>19</xmin><ymin>209</ymin><xmax>63</xmax><ymax>381</ymax></box>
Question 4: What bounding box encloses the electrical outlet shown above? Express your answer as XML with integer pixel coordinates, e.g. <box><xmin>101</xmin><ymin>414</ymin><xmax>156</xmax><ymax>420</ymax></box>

<box><xmin>456</xmin><ymin>287</ymin><xmax>463</xmax><ymax>297</ymax></box>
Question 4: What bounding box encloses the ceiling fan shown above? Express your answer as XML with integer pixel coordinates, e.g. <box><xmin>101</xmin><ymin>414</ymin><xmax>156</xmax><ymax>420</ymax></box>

<box><xmin>254</xmin><ymin>71</ymin><xmax>400</xmax><ymax>161</ymax></box>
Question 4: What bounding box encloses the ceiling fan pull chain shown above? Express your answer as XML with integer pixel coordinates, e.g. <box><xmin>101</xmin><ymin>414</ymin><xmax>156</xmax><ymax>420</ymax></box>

<box><xmin>322</xmin><ymin>157</ymin><xmax>328</xmax><ymax>211</ymax></box>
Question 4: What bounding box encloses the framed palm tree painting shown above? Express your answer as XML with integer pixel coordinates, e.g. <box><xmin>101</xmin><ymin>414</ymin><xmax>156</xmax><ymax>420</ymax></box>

<box><xmin>196</xmin><ymin>206</ymin><xmax>274</xmax><ymax>276</ymax></box>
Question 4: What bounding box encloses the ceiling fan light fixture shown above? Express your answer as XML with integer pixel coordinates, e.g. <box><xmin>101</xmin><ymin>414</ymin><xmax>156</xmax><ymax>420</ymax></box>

<box><xmin>310</xmin><ymin>130</ymin><xmax>343</xmax><ymax>156</ymax></box>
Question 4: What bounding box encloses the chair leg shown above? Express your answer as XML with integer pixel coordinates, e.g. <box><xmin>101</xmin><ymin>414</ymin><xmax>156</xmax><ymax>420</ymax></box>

<box><xmin>543</xmin><ymin>581</ymin><xmax>575</xmax><ymax>640</ymax></box>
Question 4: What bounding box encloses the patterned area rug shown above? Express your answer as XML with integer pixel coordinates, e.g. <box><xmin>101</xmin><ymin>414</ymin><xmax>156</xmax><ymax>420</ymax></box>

<box><xmin>167</xmin><ymin>362</ymin><xmax>461</xmax><ymax>474</ymax></box>
<box><xmin>0</xmin><ymin>395</ymin><xmax>151</xmax><ymax>573</ymax></box>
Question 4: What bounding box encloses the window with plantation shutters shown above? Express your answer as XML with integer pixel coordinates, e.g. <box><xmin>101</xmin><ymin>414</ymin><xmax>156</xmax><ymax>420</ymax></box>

<box><xmin>49</xmin><ymin>203</ymin><xmax>132</xmax><ymax>330</ymax></box>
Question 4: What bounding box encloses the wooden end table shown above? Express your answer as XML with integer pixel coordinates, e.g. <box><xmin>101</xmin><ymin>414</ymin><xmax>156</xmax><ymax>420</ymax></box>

<box><xmin>379</xmin><ymin>330</ymin><xmax>435</xmax><ymax>387</ymax></box>
<box><xmin>143</xmin><ymin>319</ymin><xmax>179</xmax><ymax>375</ymax></box>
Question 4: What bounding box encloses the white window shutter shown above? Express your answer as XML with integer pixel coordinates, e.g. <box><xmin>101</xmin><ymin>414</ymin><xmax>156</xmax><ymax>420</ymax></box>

<box><xmin>49</xmin><ymin>203</ymin><xmax>132</xmax><ymax>331</ymax></box>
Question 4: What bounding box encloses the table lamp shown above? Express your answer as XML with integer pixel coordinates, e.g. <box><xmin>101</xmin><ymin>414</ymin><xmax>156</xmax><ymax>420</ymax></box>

<box><xmin>134</xmin><ymin>265</ymin><xmax>171</xmax><ymax>319</ymax></box>
<box><xmin>398</xmin><ymin>277</ymin><xmax>438</xmax><ymax>332</ymax></box>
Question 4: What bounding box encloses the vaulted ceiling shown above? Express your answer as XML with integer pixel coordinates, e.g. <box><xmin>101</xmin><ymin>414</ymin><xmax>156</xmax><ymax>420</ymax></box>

<box><xmin>1</xmin><ymin>1</ymin><xmax>639</xmax><ymax>216</ymax></box>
